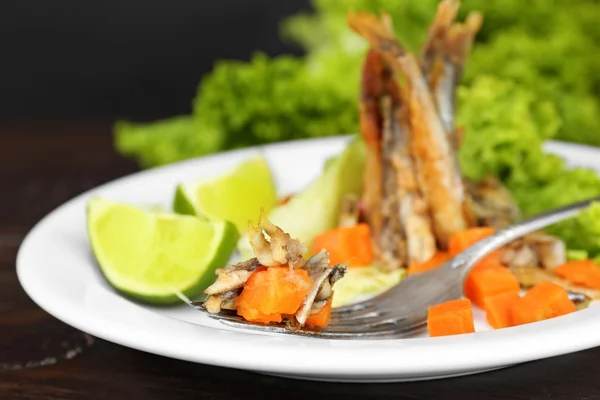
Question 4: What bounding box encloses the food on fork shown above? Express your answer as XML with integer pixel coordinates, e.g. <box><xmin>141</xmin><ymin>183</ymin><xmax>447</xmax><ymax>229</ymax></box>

<box><xmin>203</xmin><ymin>210</ymin><xmax>347</xmax><ymax>329</ymax></box>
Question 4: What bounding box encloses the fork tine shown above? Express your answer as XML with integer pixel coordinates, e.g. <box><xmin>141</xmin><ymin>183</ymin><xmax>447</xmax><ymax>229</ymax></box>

<box><xmin>330</xmin><ymin>303</ymin><xmax>381</xmax><ymax>320</ymax></box>
<box><xmin>195</xmin><ymin>303</ymin><xmax>424</xmax><ymax>338</ymax></box>
<box><xmin>329</xmin><ymin>310</ymin><xmax>385</xmax><ymax>323</ymax></box>
<box><xmin>201</xmin><ymin>301</ymin><xmax>430</xmax><ymax>339</ymax></box>
<box><xmin>329</xmin><ymin>300</ymin><xmax>405</xmax><ymax>323</ymax></box>
<box><xmin>214</xmin><ymin>314</ymin><xmax>428</xmax><ymax>339</ymax></box>
<box><xmin>333</xmin><ymin>313</ymin><xmax>427</xmax><ymax>329</ymax></box>
<box><xmin>330</xmin><ymin>314</ymin><xmax>394</xmax><ymax>327</ymax></box>
<box><xmin>331</xmin><ymin>300</ymin><xmax>379</xmax><ymax>314</ymax></box>
<box><xmin>330</xmin><ymin>286</ymin><xmax>403</xmax><ymax>316</ymax></box>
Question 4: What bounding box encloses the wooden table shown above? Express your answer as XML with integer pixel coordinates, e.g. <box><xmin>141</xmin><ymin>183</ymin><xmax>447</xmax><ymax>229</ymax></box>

<box><xmin>1</xmin><ymin>122</ymin><xmax>598</xmax><ymax>400</ymax></box>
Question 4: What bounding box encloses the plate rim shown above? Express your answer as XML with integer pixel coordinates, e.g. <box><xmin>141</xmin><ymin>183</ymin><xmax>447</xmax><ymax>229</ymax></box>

<box><xmin>16</xmin><ymin>136</ymin><xmax>600</xmax><ymax>380</ymax></box>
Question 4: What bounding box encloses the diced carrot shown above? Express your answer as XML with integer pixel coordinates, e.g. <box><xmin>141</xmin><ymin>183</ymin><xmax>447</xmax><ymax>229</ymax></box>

<box><xmin>427</xmin><ymin>298</ymin><xmax>475</xmax><ymax>337</ymax></box>
<box><xmin>448</xmin><ymin>227</ymin><xmax>502</xmax><ymax>268</ymax></box>
<box><xmin>555</xmin><ymin>260</ymin><xmax>600</xmax><ymax>289</ymax></box>
<box><xmin>311</xmin><ymin>223</ymin><xmax>373</xmax><ymax>267</ymax></box>
<box><xmin>510</xmin><ymin>281</ymin><xmax>576</xmax><ymax>326</ymax></box>
<box><xmin>407</xmin><ymin>251</ymin><xmax>452</xmax><ymax>275</ymax></box>
<box><xmin>463</xmin><ymin>264</ymin><xmax>520</xmax><ymax>308</ymax></box>
<box><xmin>510</xmin><ymin>299</ymin><xmax>553</xmax><ymax>326</ymax></box>
<box><xmin>448</xmin><ymin>227</ymin><xmax>496</xmax><ymax>254</ymax></box>
<box><xmin>483</xmin><ymin>291</ymin><xmax>520</xmax><ymax>329</ymax></box>
<box><xmin>523</xmin><ymin>281</ymin><xmax>576</xmax><ymax>318</ymax></box>
<box><xmin>233</xmin><ymin>266</ymin><xmax>311</xmax><ymax>323</ymax></box>
<box><xmin>236</xmin><ymin>307</ymin><xmax>282</xmax><ymax>324</ymax></box>
<box><xmin>305</xmin><ymin>296</ymin><xmax>333</xmax><ymax>328</ymax></box>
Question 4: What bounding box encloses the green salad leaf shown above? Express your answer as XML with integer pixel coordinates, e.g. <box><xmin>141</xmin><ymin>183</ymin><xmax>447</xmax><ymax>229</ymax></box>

<box><xmin>457</xmin><ymin>75</ymin><xmax>561</xmax><ymax>183</ymax></box>
<box><xmin>458</xmin><ymin>75</ymin><xmax>600</xmax><ymax>258</ymax></box>
<box><xmin>114</xmin><ymin>117</ymin><xmax>223</xmax><ymax>168</ymax></box>
<box><xmin>549</xmin><ymin>202</ymin><xmax>600</xmax><ymax>260</ymax></box>
<box><xmin>463</xmin><ymin>25</ymin><xmax>600</xmax><ymax>146</ymax></box>
<box><xmin>193</xmin><ymin>53</ymin><xmax>358</xmax><ymax>148</ymax></box>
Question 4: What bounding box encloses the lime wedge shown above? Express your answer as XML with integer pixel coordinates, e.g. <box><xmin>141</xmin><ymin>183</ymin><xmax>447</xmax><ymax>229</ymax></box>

<box><xmin>87</xmin><ymin>198</ymin><xmax>238</xmax><ymax>305</ymax></box>
<box><xmin>173</xmin><ymin>154</ymin><xmax>277</xmax><ymax>233</ymax></box>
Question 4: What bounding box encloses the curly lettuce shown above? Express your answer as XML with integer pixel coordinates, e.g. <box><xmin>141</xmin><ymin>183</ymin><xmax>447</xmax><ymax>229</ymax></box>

<box><xmin>457</xmin><ymin>75</ymin><xmax>561</xmax><ymax>183</ymax></box>
<box><xmin>192</xmin><ymin>53</ymin><xmax>358</xmax><ymax>147</ymax></box>
<box><xmin>114</xmin><ymin>0</ymin><xmax>600</xmax><ymax>167</ymax></box>
<box><xmin>458</xmin><ymin>76</ymin><xmax>600</xmax><ymax>257</ymax></box>
<box><xmin>464</xmin><ymin>26</ymin><xmax>600</xmax><ymax>146</ymax></box>
<box><xmin>114</xmin><ymin>117</ymin><xmax>224</xmax><ymax>168</ymax></box>
<box><xmin>549</xmin><ymin>203</ymin><xmax>600</xmax><ymax>261</ymax></box>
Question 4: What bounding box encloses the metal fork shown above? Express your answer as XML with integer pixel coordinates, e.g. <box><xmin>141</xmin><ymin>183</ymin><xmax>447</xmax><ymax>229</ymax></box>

<box><xmin>194</xmin><ymin>197</ymin><xmax>599</xmax><ymax>339</ymax></box>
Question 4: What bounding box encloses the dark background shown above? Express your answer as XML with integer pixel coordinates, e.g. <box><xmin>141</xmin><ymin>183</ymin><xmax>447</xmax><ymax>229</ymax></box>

<box><xmin>1</xmin><ymin>0</ymin><xmax>310</xmax><ymax>121</ymax></box>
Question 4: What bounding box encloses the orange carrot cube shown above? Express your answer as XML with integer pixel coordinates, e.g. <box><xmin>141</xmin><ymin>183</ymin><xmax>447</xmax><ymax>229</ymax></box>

<box><xmin>463</xmin><ymin>264</ymin><xmax>520</xmax><ymax>308</ymax></box>
<box><xmin>510</xmin><ymin>299</ymin><xmax>553</xmax><ymax>326</ymax></box>
<box><xmin>427</xmin><ymin>298</ymin><xmax>475</xmax><ymax>337</ymax></box>
<box><xmin>510</xmin><ymin>281</ymin><xmax>575</xmax><ymax>326</ymax></box>
<box><xmin>236</xmin><ymin>307</ymin><xmax>282</xmax><ymax>324</ymax></box>
<box><xmin>234</xmin><ymin>266</ymin><xmax>311</xmax><ymax>323</ymax></box>
<box><xmin>305</xmin><ymin>297</ymin><xmax>333</xmax><ymax>328</ymax></box>
<box><xmin>555</xmin><ymin>260</ymin><xmax>600</xmax><ymax>289</ymax></box>
<box><xmin>483</xmin><ymin>291</ymin><xmax>520</xmax><ymax>329</ymax></box>
<box><xmin>523</xmin><ymin>281</ymin><xmax>576</xmax><ymax>318</ymax></box>
<box><xmin>311</xmin><ymin>223</ymin><xmax>373</xmax><ymax>267</ymax></box>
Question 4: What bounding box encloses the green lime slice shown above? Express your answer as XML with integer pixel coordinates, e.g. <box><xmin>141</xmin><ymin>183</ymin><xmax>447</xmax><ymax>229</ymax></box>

<box><xmin>87</xmin><ymin>197</ymin><xmax>238</xmax><ymax>305</ymax></box>
<box><xmin>173</xmin><ymin>154</ymin><xmax>277</xmax><ymax>234</ymax></box>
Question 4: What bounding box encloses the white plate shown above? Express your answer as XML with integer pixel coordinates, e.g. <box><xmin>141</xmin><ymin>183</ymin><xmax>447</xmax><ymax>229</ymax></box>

<box><xmin>16</xmin><ymin>136</ymin><xmax>600</xmax><ymax>383</ymax></box>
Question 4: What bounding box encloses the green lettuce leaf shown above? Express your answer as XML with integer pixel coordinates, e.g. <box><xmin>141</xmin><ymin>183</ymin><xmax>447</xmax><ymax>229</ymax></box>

<box><xmin>114</xmin><ymin>117</ymin><xmax>224</xmax><ymax>168</ymax></box>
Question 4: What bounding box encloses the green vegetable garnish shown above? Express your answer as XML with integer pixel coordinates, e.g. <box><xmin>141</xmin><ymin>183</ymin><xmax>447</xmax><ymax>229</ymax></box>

<box><xmin>458</xmin><ymin>76</ymin><xmax>600</xmax><ymax>258</ymax></box>
<box><xmin>114</xmin><ymin>117</ymin><xmax>224</xmax><ymax>169</ymax></box>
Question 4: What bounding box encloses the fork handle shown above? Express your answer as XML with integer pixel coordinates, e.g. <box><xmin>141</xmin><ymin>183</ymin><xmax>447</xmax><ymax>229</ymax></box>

<box><xmin>451</xmin><ymin>196</ymin><xmax>600</xmax><ymax>278</ymax></box>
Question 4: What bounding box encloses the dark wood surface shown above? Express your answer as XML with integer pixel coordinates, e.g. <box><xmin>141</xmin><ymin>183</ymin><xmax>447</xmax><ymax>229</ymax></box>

<box><xmin>1</xmin><ymin>122</ymin><xmax>599</xmax><ymax>400</ymax></box>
